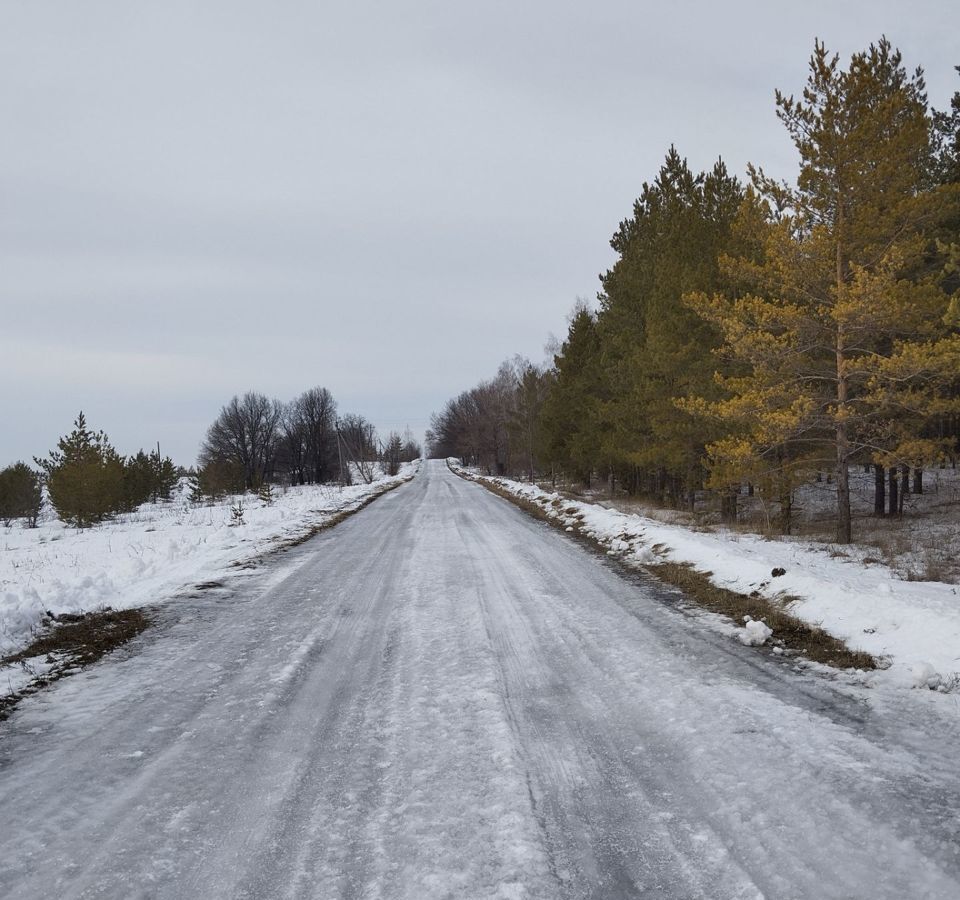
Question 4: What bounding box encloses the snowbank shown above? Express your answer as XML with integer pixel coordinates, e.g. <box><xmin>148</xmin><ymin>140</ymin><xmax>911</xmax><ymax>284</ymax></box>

<box><xmin>460</xmin><ymin>466</ymin><xmax>960</xmax><ymax>692</ymax></box>
<box><xmin>1</xmin><ymin>463</ymin><xmax>418</xmax><ymax>660</ymax></box>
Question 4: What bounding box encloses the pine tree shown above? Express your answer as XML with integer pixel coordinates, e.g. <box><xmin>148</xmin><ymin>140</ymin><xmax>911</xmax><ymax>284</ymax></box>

<box><xmin>597</xmin><ymin>149</ymin><xmax>742</xmax><ymax>504</ymax></box>
<box><xmin>115</xmin><ymin>448</ymin><xmax>178</xmax><ymax>511</ymax></box>
<box><xmin>685</xmin><ymin>39</ymin><xmax>960</xmax><ymax>542</ymax></box>
<box><xmin>122</xmin><ymin>450</ymin><xmax>156</xmax><ymax>511</ymax></box>
<box><xmin>383</xmin><ymin>432</ymin><xmax>403</xmax><ymax>477</ymax></box>
<box><xmin>188</xmin><ymin>471</ymin><xmax>206</xmax><ymax>505</ymax></box>
<box><xmin>538</xmin><ymin>305</ymin><xmax>607</xmax><ymax>486</ymax></box>
<box><xmin>0</xmin><ymin>462</ymin><xmax>43</xmax><ymax>527</ymax></box>
<box><xmin>192</xmin><ymin>459</ymin><xmax>245</xmax><ymax>501</ymax></box>
<box><xmin>150</xmin><ymin>449</ymin><xmax>178</xmax><ymax>501</ymax></box>
<box><xmin>36</xmin><ymin>412</ymin><xmax>126</xmax><ymax>527</ymax></box>
<box><xmin>934</xmin><ymin>66</ymin><xmax>960</xmax><ymax>186</ymax></box>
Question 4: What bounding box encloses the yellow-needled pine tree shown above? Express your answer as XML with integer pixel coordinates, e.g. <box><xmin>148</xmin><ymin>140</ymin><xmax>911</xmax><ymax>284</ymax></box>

<box><xmin>684</xmin><ymin>38</ymin><xmax>960</xmax><ymax>542</ymax></box>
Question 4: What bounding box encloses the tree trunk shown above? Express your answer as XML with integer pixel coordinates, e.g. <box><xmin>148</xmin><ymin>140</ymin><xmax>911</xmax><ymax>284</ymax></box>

<box><xmin>835</xmin><ymin>451</ymin><xmax>851</xmax><ymax>543</ymax></box>
<box><xmin>874</xmin><ymin>464</ymin><xmax>886</xmax><ymax>516</ymax></box>
<box><xmin>779</xmin><ymin>487</ymin><xmax>793</xmax><ymax>536</ymax></box>
<box><xmin>912</xmin><ymin>467</ymin><xmax>923</xmax><ymax>495</ymax></box>
<box><xmin>888</xmin><ymin>466</ymin><xmax>899</xmax><ymax>517</ymax></box>
<box><xmin>720</xmin><ymin>489</ymin><xmax>738</xmax><ymax>525</ymax></box>
<box><xmin>834</xmin><ymin>372</ymin><xmax>851</xmax><ymax>542</ymax></box>
<box><xmin>899</xmin><ymin>464</ymin><xmax>908</xmax><ymax>515</ymax></box>
<box><xmin>834</xmin><ymin>212</ymin><xmax>852</xmax><ymax>544</ymax></box>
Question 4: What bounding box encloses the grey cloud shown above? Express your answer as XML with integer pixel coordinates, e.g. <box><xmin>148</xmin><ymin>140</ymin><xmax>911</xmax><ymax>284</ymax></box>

<box><xmin>2</xmin><ymin>0</ymin><xmax>957</xmax><ymax>463</ymax></box>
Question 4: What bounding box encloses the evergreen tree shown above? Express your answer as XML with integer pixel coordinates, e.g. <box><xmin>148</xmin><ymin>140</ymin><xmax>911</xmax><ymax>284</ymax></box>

<box><xmin>122</xmin><ymin>451</ymin><xmax>157</xmax><ymax>511</ymax></box>
<box><xmin>36</xmin><ymin>413</ymin><xmax>126</xmax><ymax>527</ymax></box>
<box><xmin>933</xmin><ymin>66</ymin><xmax>960</xmax><ymax>186</ymax></box>
<box><xmin>383</xmin><ymin>432</ymin><xmax>403</xmax><ymax>476</ymax></box>
<box><xmin>597</xmin><ymin>149</ymin><xmax>742</xmax><ymax>504</ymax></box>
<box><xmin>0</xmin><ymin>462</ymin><xmax>43</xmax><ymax>527</ymax></box>
<box><xmin>685</xmin><ymin>39</ymin><xmax>960</xmax><ymax>542</ymax></box>
<box><xmin>192</xmin><ymin>458</ymin><xmax>246</xmax><ymax>501</ymax></box>
<box><xmin>538</xmin><ymin>305</ymin><xmax>607</xmax><ymax>486</ymax></box>
<box><xmin>150</xmin><ymin>449</ymin><xmax>179</xmax><ymax>501</ymax></box>
<box><xmin>119</xmin><ymin>448</ymin><xmax>179</xmax><ymax>511</ymax></box>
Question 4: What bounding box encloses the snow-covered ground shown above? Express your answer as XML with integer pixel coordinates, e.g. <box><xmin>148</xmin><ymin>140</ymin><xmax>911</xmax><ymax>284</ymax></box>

<box><xmin>456</xmin><ymin>465</ymin><xmax>960</xmax><ymax>694</ymax></box>
<box><xmin>554</xmin><ymin>466</ymin><xmax>960</xmax><ymax>583</ymax></box>
<box><xmin>2</xmin><ymin>460</ymin><xmax>958</xmax><ymax>898</ymax></box>
<box><xmin>1</xmin><ymin>463</ymin><xmax>419</xmax><ymax>672</ymax></box>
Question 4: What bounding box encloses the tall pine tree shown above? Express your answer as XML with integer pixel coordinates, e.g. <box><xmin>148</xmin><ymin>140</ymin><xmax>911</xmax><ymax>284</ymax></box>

<box><xmin>597</xmin><ymin>148</ymin><xmax>742</xmax><ymax>504</ymax></box>
<box><xmin>685</xmin><ymin>39</ymin><xmax>960</xmax><ymax>542</ymax></box>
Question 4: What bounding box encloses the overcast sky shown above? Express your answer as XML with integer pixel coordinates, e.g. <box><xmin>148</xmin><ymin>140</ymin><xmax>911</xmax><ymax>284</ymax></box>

<box><xmin>1</xmin><ymin>1</ymin><xmax>958</xmax><ymax>465</ymax></box>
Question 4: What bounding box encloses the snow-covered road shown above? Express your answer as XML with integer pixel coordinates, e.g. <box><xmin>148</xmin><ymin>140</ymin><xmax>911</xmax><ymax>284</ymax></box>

<box><xmin>0</xmin><ymin>461</ymin><xmax>958</xmax><ymax>899</ymax></box>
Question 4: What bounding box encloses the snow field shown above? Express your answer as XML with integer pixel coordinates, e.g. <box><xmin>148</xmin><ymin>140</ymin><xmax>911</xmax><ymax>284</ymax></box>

<box><xmin>0</xmin><ymin>463</ymin><xmax>419</xmax><ymax>667</ymax></box>
<box><xmin>457</xmin><ymin>465</ymin><xmax>960</xmax><ymax>693</ymax></box>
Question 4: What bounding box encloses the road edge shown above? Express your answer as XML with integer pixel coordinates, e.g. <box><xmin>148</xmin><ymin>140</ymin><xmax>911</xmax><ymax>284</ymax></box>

<box><xmin>449</xmin><ymin>461</ymin><xmax>876</xmax><ymax>673</ymax></box>
<box><xmin>0</xmin><ymin>468</ymin><xmax>419</xmax><ymax>722</ymax></box>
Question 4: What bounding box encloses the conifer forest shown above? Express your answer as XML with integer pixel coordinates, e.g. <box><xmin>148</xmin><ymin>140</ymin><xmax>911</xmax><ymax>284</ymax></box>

<box><xmin>429</xmin><ymin>39</ymin><xmax>960</xmax><ymax>545</ymax></box>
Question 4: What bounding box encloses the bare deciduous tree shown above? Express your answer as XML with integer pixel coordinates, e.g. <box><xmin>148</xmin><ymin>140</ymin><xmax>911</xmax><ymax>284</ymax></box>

<box><xmin>200</xmin><ymin>392</ymin><xmax>283</xmax><ymax>489</ymax></box>
<box><xmin>299</xmin><ymin>387</ymin><xmax>338</xmax><ymax>484</ymax></box>
<box><xmin>337</xmin><ymin>414</ymin><xmax>378</xmax><ymax>484</ymax></box>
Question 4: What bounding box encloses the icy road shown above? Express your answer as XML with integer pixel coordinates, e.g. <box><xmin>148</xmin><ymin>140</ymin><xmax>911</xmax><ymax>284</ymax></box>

<box><xmin>1</xmin><ymin>461</ymin><xmax>958</xmax><ymax>899</ymax></box>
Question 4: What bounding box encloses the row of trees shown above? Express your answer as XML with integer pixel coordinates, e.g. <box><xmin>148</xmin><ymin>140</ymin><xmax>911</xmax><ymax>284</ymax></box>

<box><xmin>2</xmin><ymin>391</ymin><xmax>419</xmax><ymax>527</ymax></box>
<box><xmin>19</xmin><ymin>413</ymin><xmax>180</xmax><ymax>528</ymax></box>
<box><xmin>427</xmin><ymin>356</ymin><xmax>551</xmax><ymax>478</ymax></box>
<box><xmin>196</xmin><ymin>388</ymin><xmax>419</xmax><ymax>499</ymax></box>
<box><xmin>1</xmin><ymin>414</ymin><xmax>179</xmax><ymax>528</ymax></box>
<box><xmin>431</xmin><ymin>39</ymin><xmax>960</xmax><ymax>543</ymax></box>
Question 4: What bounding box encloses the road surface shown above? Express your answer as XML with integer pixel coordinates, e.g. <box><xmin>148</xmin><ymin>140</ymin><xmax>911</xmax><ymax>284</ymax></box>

<box><xmin>1</xmin><ymin>460</ymin><xmax>958</xmax><ymax>899</ymax></box>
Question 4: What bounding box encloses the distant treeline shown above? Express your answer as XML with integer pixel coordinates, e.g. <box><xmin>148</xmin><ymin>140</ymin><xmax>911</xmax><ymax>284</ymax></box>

<box><xmin>429</xmin><ymin>38</ymin><xmax>960</xmax><ymax>544</ymax></box>
<box><xmin>195</xmin><ymin>387</ymin><xmax>419</xmax><ymax>498</ymax></box>
<box><xmin>1</xmin><ymin>388</ymin><xmax>419</xmax><ymax>529</ymax></box>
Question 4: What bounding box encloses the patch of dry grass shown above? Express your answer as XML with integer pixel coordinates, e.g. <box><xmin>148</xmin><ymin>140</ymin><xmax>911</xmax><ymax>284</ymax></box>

<box><xmin>1</xmin><ymin>608</ymin><xmax>151</xmax><ymax>720</ymax></box>
<box><xmin>648</xmin><ymin>562</ymin><xmax>875</xmax><ymax>670</ymax></box>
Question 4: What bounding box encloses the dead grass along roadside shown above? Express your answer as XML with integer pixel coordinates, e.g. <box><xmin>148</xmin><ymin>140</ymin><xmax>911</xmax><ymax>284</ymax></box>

<box><xmin>0</xmin><ymin>608</ymin><xmax>151</xmax><ymax>720</ymax></box>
